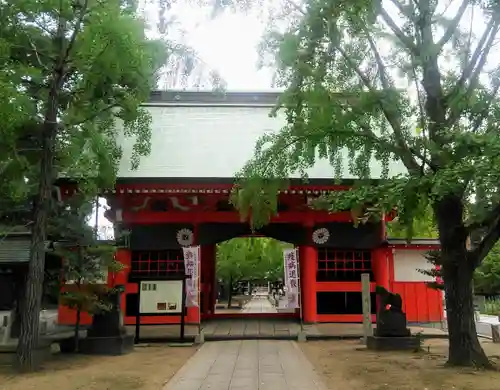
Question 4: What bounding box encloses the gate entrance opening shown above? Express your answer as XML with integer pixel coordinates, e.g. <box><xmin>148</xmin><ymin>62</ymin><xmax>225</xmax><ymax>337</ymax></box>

<box><xmin>213</xmin><ymin>237</ymin><xmax>292</xmax><ymax>318</ymax></box>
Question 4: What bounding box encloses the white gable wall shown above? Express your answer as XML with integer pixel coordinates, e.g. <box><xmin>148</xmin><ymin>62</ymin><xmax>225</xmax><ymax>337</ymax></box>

<box><xmin>393</xmin><ymin>249</ymin><xmax>434</xmax><ymax>282</ymax></box>
<box><xmin>116</xmin><ymin>105</ymin><xmax>407</xmax><ymax>179</ymax></box>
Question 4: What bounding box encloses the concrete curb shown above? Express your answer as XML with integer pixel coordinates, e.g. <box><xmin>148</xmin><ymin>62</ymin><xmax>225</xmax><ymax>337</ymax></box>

<box><xmin>134</xmin><ymin>333</ymin><xmax>449</xmax><ymax>344</ymax></box>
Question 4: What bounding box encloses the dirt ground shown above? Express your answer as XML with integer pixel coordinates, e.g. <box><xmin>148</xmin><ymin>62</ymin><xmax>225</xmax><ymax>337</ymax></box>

<box><xmin>301</xmin><ymin>339</ymin><xmax>500</xmax><ymax>390</ymax></box>
<box><xmin>0</xmin><ymin>344</ymin><xmax>197</xmax><ymax>390</ymax></box>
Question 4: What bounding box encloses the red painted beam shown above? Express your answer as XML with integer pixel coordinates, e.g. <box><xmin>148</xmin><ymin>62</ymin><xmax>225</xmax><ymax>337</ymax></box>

<box><xmin>114</xmin><ymin>183</ymin><xmax>352</xmax><ymax>192</ymax></box>
<box><xmin>122</xmin><ymin>210</ymin><xmax>357</xmax><ymax>224</ymax></box>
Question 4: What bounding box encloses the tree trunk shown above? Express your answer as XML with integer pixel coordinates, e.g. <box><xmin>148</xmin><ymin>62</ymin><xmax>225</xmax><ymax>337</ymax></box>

<box><xmin>15</xmin><ymin>132</ymin><xmax>55</xmax><ymax>371</ymax></box>
<box><xmin>435</xmin><ymin>196</ymin><xmax>491</xmax><ymax>368</ymax></box>
<box><xmin>16</xmin><ymin>61</ymin><xmax>63</xmax><ymax>374</ymax></box>
<box><xmin>441</xmin><ymin>257</ymin><xmax>491</xmax><ymax>367</ymax></box>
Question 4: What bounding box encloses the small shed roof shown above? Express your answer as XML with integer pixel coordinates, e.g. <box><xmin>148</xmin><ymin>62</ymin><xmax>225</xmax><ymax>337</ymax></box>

<box><xmin>0</xmin><ymin>233</ymin><xmax>52</xmax><ymax>264</ymax></box>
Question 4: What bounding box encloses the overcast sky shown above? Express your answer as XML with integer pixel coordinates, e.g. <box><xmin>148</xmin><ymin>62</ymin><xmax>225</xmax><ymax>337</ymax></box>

<box><xmin>145</xmin><ymin>2</ymin><xmax>275</xmax><ymax>90</ymax></box>
<box><xmin>182</xmin><ymin>11</ymin><xmax>274</xmax><ymax>89</ymax></box>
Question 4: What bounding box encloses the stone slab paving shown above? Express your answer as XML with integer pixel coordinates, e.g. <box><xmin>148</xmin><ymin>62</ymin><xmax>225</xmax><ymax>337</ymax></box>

<box><xmin>201</xmin><ymin>320</ymin><xmax>301</xmax><ymax>338</ymax></box>
<box><xmin>242</xmin><ymin>296</ymin><xmax>277</xmax><ymax>314</ymax></box>
<box><xmin>163</xmin><ymin>340</ymin><xmax>327</xmax><ymax>390</ymax></box>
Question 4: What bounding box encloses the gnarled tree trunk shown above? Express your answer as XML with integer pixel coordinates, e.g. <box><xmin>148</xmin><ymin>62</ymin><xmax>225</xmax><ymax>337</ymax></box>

<box><xmin>16</xmin><ymin>126</ymin><xmax>54</xmax><ymax>371</ymax></box>
<box><xmin>16</xmin><ymin>31</ymin><xmax>64</xmax><ymax>370</ymax></box>
<box><xmin>441</xmin><ymin>255</ymin><xmax>490</xmax><ymax>367</ymax></box>
<box><xmin>435</xmin><ymin>195</ymin><xmax>491</xmax><ymax>368</ymax></box>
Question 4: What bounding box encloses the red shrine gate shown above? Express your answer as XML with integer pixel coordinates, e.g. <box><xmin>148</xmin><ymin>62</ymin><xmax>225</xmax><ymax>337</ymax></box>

<box><xmin>107</xmin><ymin>181</ymin><xmax>394</xmax><ymax>325</ymax></box>
<box><xmin>57</xmin><ymin>90</ymin><xmax>444</xmax><ymax>327</ymax></box>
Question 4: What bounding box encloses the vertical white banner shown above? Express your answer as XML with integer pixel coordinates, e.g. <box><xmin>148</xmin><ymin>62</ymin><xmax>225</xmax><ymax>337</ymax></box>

<box><xmin>283</xmin><ymin>248</ymin><xmax>300</xmax><ymax>309</ymax></box>
<box><xmin>183</xmin><ymin>246</ymin><xmax>200</xmax><ymax>307</ymax></box>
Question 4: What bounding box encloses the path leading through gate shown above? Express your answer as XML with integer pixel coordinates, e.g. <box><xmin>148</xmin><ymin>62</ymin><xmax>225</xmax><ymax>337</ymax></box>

<box><xmin>163</xmin><ymin>340</ymin><xmax>327</xmax><ymax>390</ymax></box>
<box><xmin>242</xmin><ymin>291</ymin><xmax>277</xmax><ymax>314</ymax></box>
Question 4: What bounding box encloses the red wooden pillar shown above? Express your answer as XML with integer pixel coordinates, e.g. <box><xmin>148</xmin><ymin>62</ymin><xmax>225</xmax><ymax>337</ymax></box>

<box><xmin>110</xmin><ymin>248</ymin><xmax>131</xmax><ymax>317</ymax></box>
<box><xmin>200</xmin><ymin>244</ymin><xmax>216</xmax><ymax>317</ymax></box>
<box><xmin>210</xmin><ymin>244</ymin><xmax>217</xmax><ymax>314</ymax></box>
<box><xmin>372</xmin><ymin>248</ymin><xmax>390</xmax><ymax>290</ymax></box>
<box><xmin>372</xmin><ymin>247</ymin><xmax>389</xmax><ymax>290</ymax></box>
<box><xmin>299</xmin><ymin>244</ymin><xmax>318</xmax><ymax>324</ymax></box>
<box><xmin>372</xmin><ymin>247</ymin><xmax>389</xmax><ymax>315</ymax></box>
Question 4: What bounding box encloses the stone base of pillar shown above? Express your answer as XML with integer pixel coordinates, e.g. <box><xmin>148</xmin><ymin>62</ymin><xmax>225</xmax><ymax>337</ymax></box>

<box><xmin>195</xmin><ymin>330</ymin><xmax>205</xmax><ymax>344</ymax></box>
<box><xmin>297</xmin><ymin>331</ymin><xmax>307</xmax><ymax>342</ymax></box>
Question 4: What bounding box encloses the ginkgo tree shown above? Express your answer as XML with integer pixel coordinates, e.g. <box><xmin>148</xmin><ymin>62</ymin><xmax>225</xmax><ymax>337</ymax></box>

<box><xmin>224</xmin><ymin>0</ymin><xmax>500</xmax><ymax>368</ymax></box>
<box><xmin>0</xmin><ymin>0</ymin><xmax>168</xmax><ymax>371</ymax></box>
<box><xmin>1</xmin><ymin>0</ymin><xmax>225</xmax><ymax>371</ymax></box>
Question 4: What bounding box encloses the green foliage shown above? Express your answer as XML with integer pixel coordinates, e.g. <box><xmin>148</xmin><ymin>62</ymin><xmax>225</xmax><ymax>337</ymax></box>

<box><xmin>420</xmin><ymin>250</ymin><xmax>444</xmax><ymax>290</ymax></box>
<box><xmin>53</xmin><ymin>195</ymin><xmax>124</xmax><ymax>316</ymax></box>
<box><xmin>482</xmin><ymin>298</ymin><xmax>500</xmax><ymax>315</ymax></box>
<box><xmin>475</xmin><ymin>243</ymin><xmax>500</xmax><ymax>295</ymax></box>
<box><xmin>387</xmin><ymin>207</ymin><xmax>438</xmax><ymax>239</ymax></box>
<box><xmin>216</xmin><ymin>237</ymin><xmax>291</xmax><ymax>285</ymax></box>
<box><xmin>0</xmin><ymin>0</ymin><xmax>167</xmax><ymax>209</ymax></box>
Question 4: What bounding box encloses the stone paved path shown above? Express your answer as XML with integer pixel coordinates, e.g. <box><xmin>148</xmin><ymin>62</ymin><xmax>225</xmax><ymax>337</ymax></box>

<box><xmin>200</xmin><ymin>319</ymin><xmax>302</xmax><ymax>338</ymax></box>
<box><xmin>242</xmin><ymin>295</ymin><xmax>277</xmax><ymax>314</ymax></box>
<box><xmin>163</xmin><ymin>340</ymin><xmax>327</xmax><ymax>390</ymax></box>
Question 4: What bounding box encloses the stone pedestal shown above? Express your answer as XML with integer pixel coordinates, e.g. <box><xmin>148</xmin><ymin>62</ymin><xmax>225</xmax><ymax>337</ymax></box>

<box><xmin>80</xmin><ymin>286</ymin><xmax>134</xmax><ymax>355</ymax></box>
<box><xmin>375</xmin><ymin>310</ymin><xmax>411</xmax><ymax>338</ymax></box>
<box><xmin>79</xmin><ymin>334</ymin><xmax>134</xmax><ymax>355</ymax></box>
<box><xmin>368</xmin><ymin>286</ymin><xmax>419</xmax><ymax>351</ymax></box>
